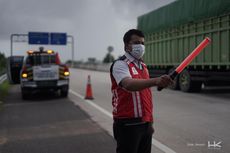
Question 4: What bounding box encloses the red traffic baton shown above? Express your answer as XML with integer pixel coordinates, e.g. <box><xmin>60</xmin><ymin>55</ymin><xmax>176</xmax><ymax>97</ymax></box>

<box><xmin>158</xmin><ymin>37</ymin><xmax>211</xmax><ymax>91</ymax></box>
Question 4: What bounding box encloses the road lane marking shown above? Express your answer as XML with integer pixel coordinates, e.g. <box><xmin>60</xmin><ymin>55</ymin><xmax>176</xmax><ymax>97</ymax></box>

<box><xmin>70</xmin><ymin>89</ymin><xmax>112</xmax><ymax>118</ymax></box>
<box><xmin>70</xmin><ymin>89</ymin><xmax>177</xmax><ymax>153</ymax></box>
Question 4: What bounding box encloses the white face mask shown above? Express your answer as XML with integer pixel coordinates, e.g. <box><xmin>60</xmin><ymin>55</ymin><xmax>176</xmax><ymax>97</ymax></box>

<box><xmin>130</xmin><ymin>44</ymin><xmax>145</xmax><ymax>59</ymax></box>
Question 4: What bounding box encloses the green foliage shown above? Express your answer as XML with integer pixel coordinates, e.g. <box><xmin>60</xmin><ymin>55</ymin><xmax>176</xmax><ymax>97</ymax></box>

<box><xmin>0</xmin><ymin>52</ymin><xmax>6</xmax><ymax>75</ymax></box>
<box><xmin>107</xmin><ymin>46</ymin><xmax>114</xmax><ymax>53</ymax></box>
<box><xmin>103</xmin><ymin>53</ymin><xmax>115</xmax><ymax>63</ymax></box>
<box><xmin>0</xmin><ymin>81</ymin><xmax>9</xmax><ymax>101</ymax></box>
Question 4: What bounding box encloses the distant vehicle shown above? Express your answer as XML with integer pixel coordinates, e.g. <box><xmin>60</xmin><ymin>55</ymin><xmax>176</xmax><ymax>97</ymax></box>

<box><xmin>138</xmin><ymin>0</ymin><xmax>230</xmax><ymax>92</ymax></box>
<box><xmin>20</xmin><ymin>47</ymin><xmax>70</xmax><ymax>99</ymax></box>
<box><xmin>6</xmin><ymin>56</ymin><xmax>24</xmax><ymax>84</ymax></box>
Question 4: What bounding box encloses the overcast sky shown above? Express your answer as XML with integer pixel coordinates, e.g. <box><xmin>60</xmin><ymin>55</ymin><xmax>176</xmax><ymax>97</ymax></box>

<box><xmin>0</xmin><ymin>0</ymin><xmax>175</xmax><ymax>62</ymax></box>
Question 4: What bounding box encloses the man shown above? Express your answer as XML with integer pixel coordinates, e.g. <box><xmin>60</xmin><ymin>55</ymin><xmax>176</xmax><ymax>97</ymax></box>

<box><xmin>110</xmin><ymin>29</ymin><xmax>173</xmax><ymax>153</ymax></box>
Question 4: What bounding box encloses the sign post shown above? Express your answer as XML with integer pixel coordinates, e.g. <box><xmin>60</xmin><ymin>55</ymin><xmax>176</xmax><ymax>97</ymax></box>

<box><xmin>67</xmin><ymin>35</ymin><xmax>74</xmax><ymax>67</ymax></box>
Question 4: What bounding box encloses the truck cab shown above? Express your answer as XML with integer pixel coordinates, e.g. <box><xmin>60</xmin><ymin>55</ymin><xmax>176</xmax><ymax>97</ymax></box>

<box><xmin>20</xmin><ymin>47</ymin><xmax>70</xmax><ymax>99</ymax></box>
<box><xmin>7</xmin><ymin>56</ymin><xmax>24</xmax><ymax>84</ymax></box>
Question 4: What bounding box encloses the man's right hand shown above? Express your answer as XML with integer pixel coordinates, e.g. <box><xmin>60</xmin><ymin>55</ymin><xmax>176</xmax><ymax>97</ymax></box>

<box><xmin>155</xmin><ymin>75</ymin><xmax>173</xmax><ymax>88</ymax></box>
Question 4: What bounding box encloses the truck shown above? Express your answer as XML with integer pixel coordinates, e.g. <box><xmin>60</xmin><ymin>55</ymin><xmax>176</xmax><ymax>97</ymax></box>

<box><xmin>6</xmin><ymin>56</ymin><xmax>24</xmax><ymax>84</ymax></box>
<box><xmin>137</xmin><ymin>0</ymin><xmax>230</xmax><ymax>92</ymax></box>
<box><xmin>20</xmin><ymin>47</ymin><xmax>70</xmax><ymax>99</ymax></box>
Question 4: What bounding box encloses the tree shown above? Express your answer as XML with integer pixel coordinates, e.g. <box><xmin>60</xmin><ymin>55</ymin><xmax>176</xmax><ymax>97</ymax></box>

<box><xmin>0</xmin><ymin>52</ymin><xmax>6</xmax><ymax>73</ymax></box>
<box><xmin>103</xmin><ymin>46</ymin><xmax>115</xmax><ymax>63</ymax></box>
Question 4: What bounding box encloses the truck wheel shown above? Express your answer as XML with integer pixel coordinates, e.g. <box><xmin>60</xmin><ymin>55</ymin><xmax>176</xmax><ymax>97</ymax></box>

<box><xmin>21</xmin><ymin>88</ymin><xmax>29</xmax><ymax>100</ymax></box>
<box><xmin>61</xmin><ymin>87</ymin><xmax>69</xmax><ymax>97</ymax></box>
<box><xmin>168</xmin><ymin>68</ymin><xmax>180</xmax><ymax>90</ymax></box>
<box><xmin>179</xmin><ymin>69</ymin><xmax>202</xmax><ymax>92</ymax></box>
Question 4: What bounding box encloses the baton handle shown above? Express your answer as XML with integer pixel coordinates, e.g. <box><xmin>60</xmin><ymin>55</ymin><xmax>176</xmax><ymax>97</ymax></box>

<box><xmin>157</xmin><ymin>71</ymin><xmax>178</xmax><ymax>91</ymax></box>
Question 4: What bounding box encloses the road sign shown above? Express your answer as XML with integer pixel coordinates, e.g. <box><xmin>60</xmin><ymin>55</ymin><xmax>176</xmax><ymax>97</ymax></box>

<box><xmin>28</xmin><ymin>32</ymin><xmax>49</xmax><ymax>45</ymax></box>
<box><xmin>50</xmin><ymin>33</ymin><xmax>67</xmax><ymax>45</ymax></box>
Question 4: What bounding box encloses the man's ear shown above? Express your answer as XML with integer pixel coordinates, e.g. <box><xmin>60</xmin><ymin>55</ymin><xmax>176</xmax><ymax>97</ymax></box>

<box><xmin>124</xmin><ymin>44</ymin><xmax>127</xmax><ymax>51</ymax></box>
<box><xmin>124</xmin><ymin>43</ymin><xmax>130</xmax><ymax>52</ymax></box>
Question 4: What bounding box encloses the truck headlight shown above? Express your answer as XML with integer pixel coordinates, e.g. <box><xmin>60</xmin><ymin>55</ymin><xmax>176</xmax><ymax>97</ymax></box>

<box><xmin>64</xmin><ymin>71</ymin><xmax>70</xmax><ymax>76</ymax></box>
<box><xmin>22</xmin><ymin>73</ymin><xmax>28</xmax><ymax>78</ymax></box>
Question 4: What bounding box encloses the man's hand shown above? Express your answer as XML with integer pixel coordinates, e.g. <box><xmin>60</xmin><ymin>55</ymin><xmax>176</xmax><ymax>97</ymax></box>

<box><xmin>155</xmin><ymin>75</ymin><xmax>174</xmax><ymax>88</ymax></box>
<box><xmin>120</xmin><ymin>75</ymin><xmax>173</xmax><ymax>91</ymax></box>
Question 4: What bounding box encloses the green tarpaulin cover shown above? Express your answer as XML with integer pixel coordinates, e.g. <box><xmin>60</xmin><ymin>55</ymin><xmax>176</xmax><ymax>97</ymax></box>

<box><xmin>137</xmin><ymin>0</ymin><xmax>230</xmax><ymax>34</ymax></box>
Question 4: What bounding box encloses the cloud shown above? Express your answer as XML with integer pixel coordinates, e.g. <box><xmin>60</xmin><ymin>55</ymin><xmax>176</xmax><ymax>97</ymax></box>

<box><xmin>0</xmin><ymin>0</ymin><xmax>175</xmax><ymax>61</ymax></box>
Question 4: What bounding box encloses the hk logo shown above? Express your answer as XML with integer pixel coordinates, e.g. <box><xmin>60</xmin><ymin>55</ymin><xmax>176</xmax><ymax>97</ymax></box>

<box><xmin>208</xmin><ymin>141</ymin><xmax>222</xmax><ymax>149</ymax></box>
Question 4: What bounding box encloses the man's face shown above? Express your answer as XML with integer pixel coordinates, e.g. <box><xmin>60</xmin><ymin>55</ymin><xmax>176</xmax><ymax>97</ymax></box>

<box><xmin>125</xmin><ymin>35</ymin><xmax>144</xmax><ymax>52</ymax></box>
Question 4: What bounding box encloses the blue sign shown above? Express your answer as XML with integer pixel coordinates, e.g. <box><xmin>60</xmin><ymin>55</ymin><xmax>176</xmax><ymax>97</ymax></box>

<box><xmin>28</xmin><ymin>32</ymin><xmax>49</xmax><ymax>45</ymax></box>
<box><xmin>50</xmin><ymin>33</ymin><xmax>67</xmax><ymax>45</ymax></box>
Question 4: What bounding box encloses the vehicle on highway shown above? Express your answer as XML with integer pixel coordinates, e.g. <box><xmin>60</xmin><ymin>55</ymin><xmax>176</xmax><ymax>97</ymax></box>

<box><xmin>138</xmin><ymin>0</ymin><xmax>230</xmax><ymax>92</ymax></box>
<box><xmin>20</xmin><ymin>47</ymin><xmax>70</xmax><ymax>99</ymax></box>
<box><xmin>6</xmin><ymin>56</ymin><xmax>24</xmax><ymax>84</ymax></box>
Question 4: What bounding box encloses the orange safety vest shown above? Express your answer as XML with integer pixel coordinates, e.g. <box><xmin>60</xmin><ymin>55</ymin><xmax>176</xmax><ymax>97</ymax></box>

<box><xmin>110</xmin><ymin>56</ymin><xmax>153</xmax><ymax>122</ymax></box>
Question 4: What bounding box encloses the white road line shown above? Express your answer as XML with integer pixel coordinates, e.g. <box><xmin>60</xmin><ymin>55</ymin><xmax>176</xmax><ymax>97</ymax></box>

<box><xmin>69</xmin><ymin>89</ymin><xmax>177</xmax><ymax>153</ymax></box>
<box><xmin>70</xmin><ymin>90</ymin><xmax>112</xmax><ymax>118</ymax></box>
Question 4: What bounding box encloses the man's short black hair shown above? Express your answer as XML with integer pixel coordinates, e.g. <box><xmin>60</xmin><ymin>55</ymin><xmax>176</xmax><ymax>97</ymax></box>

<box><xmin>123</xmin><ymin>29</ymin><xmax>144</xmax><ymax>44</ymax></box>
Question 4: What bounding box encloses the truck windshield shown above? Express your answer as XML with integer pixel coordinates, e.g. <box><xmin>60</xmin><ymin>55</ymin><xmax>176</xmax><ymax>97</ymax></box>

<box><xmin>26</xmin><ymin>55</ymin><xmax>56</xmax><ymax>66</ymax></box>
<box><xmin>11</xmin><ymin>56</ymin><xmax>24</xmax><ymax>62</ymax></box>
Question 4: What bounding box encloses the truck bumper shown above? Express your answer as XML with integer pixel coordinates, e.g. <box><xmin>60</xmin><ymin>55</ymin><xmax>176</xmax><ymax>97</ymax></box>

<box><xmin>21</xmin><ymin>80</ymin><xmax>69</xmax><ymax>89</ymax></box>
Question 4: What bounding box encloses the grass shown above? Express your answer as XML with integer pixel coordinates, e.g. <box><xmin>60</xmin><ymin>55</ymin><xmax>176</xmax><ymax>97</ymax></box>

<box><xmin>0</xmin><ymin>81</ymin><xmax>10</xmax><ymax>111</ymax></box>
<box><xmin>0</xmin><ymin>67</ymin><xmax>6</xmax><ymax>76</ymax></box>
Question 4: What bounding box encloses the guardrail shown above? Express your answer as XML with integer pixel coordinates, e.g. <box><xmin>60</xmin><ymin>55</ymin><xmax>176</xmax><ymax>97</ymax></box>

<box><xmin>0</xmin><ymin>74</ymin><xmax>7</xmax><ymax>84</ymax></box>
<box><xmin>73</xmin><ymin>63</ymin><xmax>111</xmax><ymax>72</ymax></box>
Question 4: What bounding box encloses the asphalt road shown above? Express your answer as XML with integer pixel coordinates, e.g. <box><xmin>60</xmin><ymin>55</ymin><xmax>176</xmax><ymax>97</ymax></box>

<box><xmin>69</xmin><ymin>68</ymin><xmax>230</xmax><ymax>153</ymax></box>
<box><xmin>0</xmin><ymin>83</ymin><xmax>116</xmax><ymax>153</ymax></box>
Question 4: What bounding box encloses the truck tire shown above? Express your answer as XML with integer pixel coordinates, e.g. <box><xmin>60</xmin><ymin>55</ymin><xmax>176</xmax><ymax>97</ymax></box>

<box><xmin>168</xmin><ymin>68</ymin><xmax>180</xmax><ymax>90</ymax></box>
<box><xmin>60</xmin><ymin>86</ymin><xmax>69</xmax><ymax>97</ymax></box>
<box><xmin>179</xmin><ymin>69</ymin><xmax>202</xmax><ymax>92</ymax></box>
